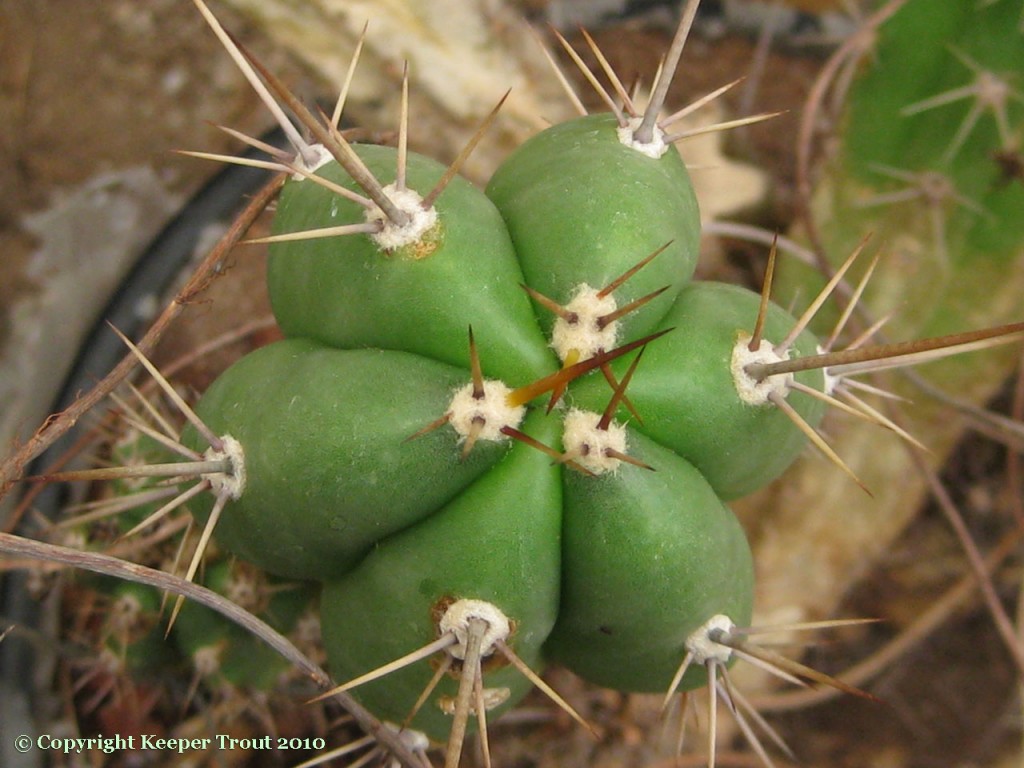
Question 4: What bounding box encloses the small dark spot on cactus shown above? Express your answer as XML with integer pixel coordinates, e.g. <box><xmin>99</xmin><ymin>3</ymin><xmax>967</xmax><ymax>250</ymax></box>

<box><xmin>993</xmin><ymin>148</ymin><xmax>1024</xmax><ymax>187</ymax></box>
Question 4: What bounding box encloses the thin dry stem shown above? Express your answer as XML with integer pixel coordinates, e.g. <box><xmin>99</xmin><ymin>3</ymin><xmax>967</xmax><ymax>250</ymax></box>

<box><xmin>794</xmin><ymin>0</ymin><xmax>910</xmax><ymax>263</ymax></box>
<box><xmin>0</xmin><ymin>531</ymin><xmax>425</xmax><ymax>768</ymax></box>
<box><xmin>911</xmin><ymin>445</ymin><xmax>1024</xmax><ymax>676</ymax></box>
<box><xmin>0</xmin><ymin>174</ymin><xmax>284</xmax><ymax>501</ymax></box>
<box><xmin>753</xmin><ymin>526</ymin><xmax>1022</xmax><ymax>713</ymax></box>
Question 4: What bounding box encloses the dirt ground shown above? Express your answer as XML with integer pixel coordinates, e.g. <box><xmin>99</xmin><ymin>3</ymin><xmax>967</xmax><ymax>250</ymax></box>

<box><xmin>1</xmin><ymin>2</ymin><xmax>1022</xmax><ymax>768</ymax></box>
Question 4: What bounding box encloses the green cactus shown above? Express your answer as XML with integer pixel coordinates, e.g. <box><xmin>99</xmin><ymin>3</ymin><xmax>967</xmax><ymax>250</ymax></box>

<box><xmin>175</xmin><ymin>4</ymin><xmax>850</xmax><ymax>748</ymax></box>
<box><xmin>759</xmin><ymin>0</ymin><xmax>1024</xmax><ymax>637</ymax></box>
<box><xmin>780</xmin><ymin>0</ymin><xmax>1024</xmax><ymax>351</ymax></box>
<box><xmin>174</xmin><ymin>560</ymin><xmax>317</xmax><ymax>693</ymax></box>
<box><xmin>11</xmin><ymin>1</ymin><xmax>1024</xmax><ymax>767</ymax></box>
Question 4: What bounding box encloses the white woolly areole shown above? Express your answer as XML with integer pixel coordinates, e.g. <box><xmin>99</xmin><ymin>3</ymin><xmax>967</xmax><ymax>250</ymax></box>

<box><xmin>438</xmin><ymin>599</ymin><xmax>511</xmax><ymax>660</ymax></box>
<box><xmin>447</xmin><ymin>380</ymin><xmax>525</xmax><ymax>443</ymax></box>
<box><xmin>617</xmin><ymin>115</ymin><xmax>670</xmax><ymax>159</ymax></box>
<box><xmin>192</xmin><ymin>645</ymin><xmax>223</xmax><ymax>676</ymax></box>
<box><xmin>685</xmin><ymin>614</ymin><xmax>736</xmax><ymax>665</ymax></box>
<box><xmin>817</xmin><ymin>344</ymin><xmax>841</xmax><ymax>396</ymax></box>
<box><xmin>291</xmin><ymin>143</ymin><xmax>333</xmax><ymax>179</ymax></box>
<box><xmin>731</xmin><ymin>332</ymin><xmax>794</xmax><ymax>406</ymax></box>
<box><xmin>203</xmin><ymin>435</ymin><xmax>246</xmax><ymax>500</ymax></box>
<box><xmin>383</xmin><ymin>723</ymin><xmax>429</xmax><ymax>753</ymax></box>
<box><xmin>562</xmin><ymin>408</ymin><xmax>628</xmax><ymax>475</ymax></box>
<box><xmin>364</xmin><ymin>183</ymin><xmax>439</xmax><ymax>251</ymax></box>
<box><xmin>550</xmin><ymin>284</ymin><xmax>619</xmax><ymax>363</ymax></box>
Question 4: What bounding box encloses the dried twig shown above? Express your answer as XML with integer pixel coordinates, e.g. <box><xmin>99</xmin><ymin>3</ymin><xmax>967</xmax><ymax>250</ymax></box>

<box><xmin>0</xmin><ymin>174</ymin><xmax>286</xmax><ymax>503</ymax></box>
<box><xmin>793</xmin><ymin>0</ymin><xmax>909</xmax><ymax>270</ymax></box>
<box><xmin>0</xmin><ymin>531</ymin><xmax>426</xmax><ymax>768</ymax></box>
<box><xmin>750</xmin><ymin>525</ymin><xmax>1022</xmax><ymax>712</ymax></box>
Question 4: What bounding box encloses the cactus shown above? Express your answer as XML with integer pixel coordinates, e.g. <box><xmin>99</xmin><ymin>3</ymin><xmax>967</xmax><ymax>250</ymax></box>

<box><xmin>169</xmin><ymin>1</ymin><xmax>1022</xmax><ymax>759</ymax></box>
<box><xmin>759</xmin><ymin>0</ymin><xmax>1024</xmax><ymax>629</ymax></box>
<box><xmin>173</xmin><ymin>560</ymin><xmax>317</xmax><ymax>693</ymax></box>
<box><xmin>3</xmin><ymin>1</ymin><xmax>1024</xmax><ymax>767</ymax></box>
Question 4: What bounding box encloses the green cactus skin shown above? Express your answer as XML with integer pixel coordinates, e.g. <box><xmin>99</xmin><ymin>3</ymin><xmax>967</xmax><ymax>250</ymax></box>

<box><xmin>267</xmin><ymin>145</ymin><xmax>557</xmax><ymax>385</ymax></box>
<box><xmin>485</xmin><ymin>113</ymin><xmax>702</xmax><ymax>342</ymax></box>
<box><xmin>569</xmin><ymin>281</ymin><xmax>827</xmax><ymax>499</ymax></box>
<box><xmin>186</xmin><ymin>338</ymin><xmax>509</xmax><ymax>580</ymax></box>
<box><xmin>846</xmin><ymin>0</ymin><xmax>1024</xmax><ymax>234</ymax></box>
<box><xmin>174</xmin><ymin>561</ymin><xmax>318</xmax><ymax>691</ymax></box>
<box><xmin>101</xmin><ymin>580</ymin><xmax>177</xmax><ymax>675</ymax></box>
<box><xmin>779</xmin><ymin>0</ymin><xmax>1024</xmax><ymax>350</ymax></box>
<box><xmin>764</xmin><ymin>0</ymin><xmax>1024</xmax><ymax>631</ymax></box>
<box><xmin>184</xmin><ymin>117</ymin><xmax>825</xmax><ymax>726</ymax></box>
<box><xmin>185</xmin><ymin>60</ymin><xmax>822</xmax><ymax>726</ymax></box>
<box><xmin>319</xmin><ymin>409</ymin><xmax>562</xmax><ymax>741</ymax></box>
<box><xmin>544</xmin><ymin>428</ymin><xmax>754</xmax><ymax>693</ymax></box>
<box><xmin>189</xmin><ymin>123</ymin><xmax>819</xmax><ymax>708</ymax></box>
